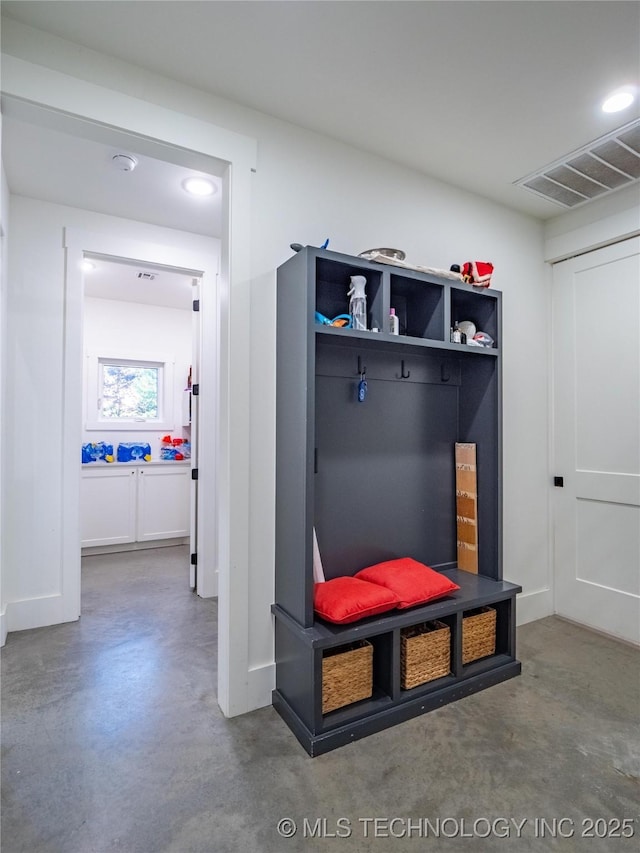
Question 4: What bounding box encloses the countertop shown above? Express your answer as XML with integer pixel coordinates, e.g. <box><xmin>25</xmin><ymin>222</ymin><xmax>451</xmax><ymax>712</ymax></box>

<box><xmin>81</xmin><ymin>460</ymin><xmax>191</xmax><ymax>468</ymax></box>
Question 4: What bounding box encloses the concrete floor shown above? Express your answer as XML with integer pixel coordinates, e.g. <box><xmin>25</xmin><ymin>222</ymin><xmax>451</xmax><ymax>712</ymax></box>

<box><xmin>2</xmin><ymin>546</ymin><xmax>639</xmax><ymax>853</ymax></box>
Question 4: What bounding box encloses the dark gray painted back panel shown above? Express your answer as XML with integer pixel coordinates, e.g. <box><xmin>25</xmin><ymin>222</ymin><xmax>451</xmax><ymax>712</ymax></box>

<box><xmin>314</xmin><ymin>352</ymin><xmax>458</xmax><ymax>579</ymax></box>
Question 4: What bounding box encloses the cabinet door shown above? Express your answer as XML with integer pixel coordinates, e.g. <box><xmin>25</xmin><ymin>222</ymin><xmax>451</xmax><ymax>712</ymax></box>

<box><xmin>136</xmin><ymin>466</ymin><xmax>191</xmax><ymax>541</ymax></box>
<box><xmin>81</xmin><ymin>467</ymin><xmax>137</xmax><ymax>547</ymax></box>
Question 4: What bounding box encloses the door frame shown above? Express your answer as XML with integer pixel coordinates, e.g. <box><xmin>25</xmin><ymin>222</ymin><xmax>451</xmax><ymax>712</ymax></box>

<box><xmin>1</xmin><ymin>58</ymin><xmax>257</xmax><ymax>717</ymax></box>
<box><xmin>73</xmin><ymin>245</ymin><xmax>214</xmax><ymax>594</ymax></box>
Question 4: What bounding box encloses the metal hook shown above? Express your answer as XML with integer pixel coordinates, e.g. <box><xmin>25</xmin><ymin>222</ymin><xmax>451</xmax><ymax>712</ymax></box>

<box><xmin>357</xmin><ymin>356</ymin><xmax>367</xmax><ymax>376</ymax></box>
<box><xmin>400</xmin><ymin>360</ymin><xmax>410</xmax><ymax>379</ymax></box>
<box><xmin>441</xmin><ymin>363</ymin><xmax>450</xmax><ymax>383</ymax></box>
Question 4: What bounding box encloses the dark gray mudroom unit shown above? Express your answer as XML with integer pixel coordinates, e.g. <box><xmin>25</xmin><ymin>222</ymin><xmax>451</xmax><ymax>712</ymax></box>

<box><xmin>272</xmin><ymin>247</ymin><xmax>521</xmax><ymax>756</ymax></box>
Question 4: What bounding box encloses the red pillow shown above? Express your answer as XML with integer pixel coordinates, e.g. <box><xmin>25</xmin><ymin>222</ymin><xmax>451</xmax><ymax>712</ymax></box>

<box><xmin>355</xmin><ymin>557</ymin><xmax>460</xmax><ymax>609</ymax></box>
<box><xmin>314</xmin><ymin>576</ymin><xmax>400</xmax><ymax>624</ymax></box>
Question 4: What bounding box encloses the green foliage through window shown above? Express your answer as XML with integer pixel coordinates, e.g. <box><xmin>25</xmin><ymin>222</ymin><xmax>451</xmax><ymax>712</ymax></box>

<box><xmin>101</xmin><ymin>363</ymin><xmax>160</xmax><ymax>420</ymax></box>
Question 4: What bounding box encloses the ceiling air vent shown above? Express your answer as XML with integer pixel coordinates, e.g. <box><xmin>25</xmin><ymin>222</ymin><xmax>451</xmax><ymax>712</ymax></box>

<box><xmin>515</xmin><ymin>118</ymin><xmax>640</xmax><ymax>208</ymax></box>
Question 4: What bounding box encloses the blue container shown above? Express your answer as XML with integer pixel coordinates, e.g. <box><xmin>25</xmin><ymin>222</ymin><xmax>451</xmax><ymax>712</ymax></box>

<box><xmin>82</xmin><ymin>442</ymin><xmax>114</xmax><ymax>463</ymax></box>
<box><xmin>117</xmin><ymin>443</ymin><xmax>152</xmax><ymax>463</ymax></box>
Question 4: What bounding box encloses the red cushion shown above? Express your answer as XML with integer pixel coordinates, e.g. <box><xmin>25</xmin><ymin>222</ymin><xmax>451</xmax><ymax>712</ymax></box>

<box><xmin>355</xmin><ymin>557</ymin><xmax>460</xmax><ymax>609</ymax></box>
<box><xmin>314</xmin><ymin>576</ymin><xmax>400</xmax><ymax>624</ymax></box>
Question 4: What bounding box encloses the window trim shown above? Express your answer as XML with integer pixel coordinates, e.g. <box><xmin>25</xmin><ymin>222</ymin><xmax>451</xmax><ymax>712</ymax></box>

<box><xmin>85</xmin><ymin>350</ymin><xmax>175</xmax><ymax>431</ymax></box>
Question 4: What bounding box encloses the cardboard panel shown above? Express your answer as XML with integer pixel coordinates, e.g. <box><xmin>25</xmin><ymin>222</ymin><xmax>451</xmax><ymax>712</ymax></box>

<box><xmin>456</xmin><ymin>443</ymin><xmax>478</xmax><ymax>573</ymax></box>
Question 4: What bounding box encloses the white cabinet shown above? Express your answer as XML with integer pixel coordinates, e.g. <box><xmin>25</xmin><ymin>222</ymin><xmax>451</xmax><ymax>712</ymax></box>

<box><xmin>136</xmin><ymin>466</ymin><xmax>191</xmax><ymax>541</ymax></box>
<box><xmin>81</xmin><ymin>464</ymin><xmax>190</xmax><ymax>548</ymax></box>
<box><xmin>81</xmin><ymin>467</ymin><xmax>137</xmax><ymax>547</ymax></box>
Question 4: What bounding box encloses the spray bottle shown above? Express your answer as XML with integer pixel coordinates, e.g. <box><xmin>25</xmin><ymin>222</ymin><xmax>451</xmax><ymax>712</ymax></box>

<box><xmin>348</xmin><ymin>275</ymin><xmax>367</xmax><ymax>332</ymax></box>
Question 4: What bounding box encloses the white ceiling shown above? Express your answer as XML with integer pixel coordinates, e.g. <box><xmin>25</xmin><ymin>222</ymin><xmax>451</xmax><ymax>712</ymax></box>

<box><xmin>1</xmin><ymin>0</ymin><xmax>640</xmax><ymax>221</ymax></box>
<box><xmin>84</xmin><ymin>256</ymin><xmax>195</xmax><ymax>310</ymax></box>
<box><xmin>1</xmin><ymin>114</ymin><xmax>224</xmax><ymax>239</ymax></box>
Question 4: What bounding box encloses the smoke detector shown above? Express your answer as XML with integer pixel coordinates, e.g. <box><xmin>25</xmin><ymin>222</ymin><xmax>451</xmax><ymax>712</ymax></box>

<box><xmin>112</xmin><ymin>153</ymin><xmax>138</xmax><ymax>172</ymax></box>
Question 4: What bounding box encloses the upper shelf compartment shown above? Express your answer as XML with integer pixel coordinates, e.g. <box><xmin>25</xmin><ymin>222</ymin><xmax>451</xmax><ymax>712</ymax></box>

<box><xmin>389</xmin><ymin>273</ymin><xmax>445</xmax><ymax>341</ymax></box>
<box><xmin>315</xmin><ymin>256</ymin><xmax>384</xmax><ymax>332</ymax></box>
<box><xmin>450</xmin><ymin>285</ymin><xmax>500</xmax><ymax>350</ymax></box>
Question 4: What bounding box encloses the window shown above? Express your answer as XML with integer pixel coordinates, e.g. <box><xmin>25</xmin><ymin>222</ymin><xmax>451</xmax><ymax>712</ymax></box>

<box><xmin>86</xmin><ymin>353</ymin><xmax>175</xmax><ymax>431</ymax></box>
<box><xmin>100</xmin><ymin>361</ymin><xmax>160</xmax><ymax>420</ymax></box>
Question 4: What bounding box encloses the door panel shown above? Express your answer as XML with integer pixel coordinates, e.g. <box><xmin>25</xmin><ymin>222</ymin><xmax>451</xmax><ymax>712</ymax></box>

<box><xmin>575</xmin><ymin>499</ymin><xmax>640</xmax><ymax>594</ymax></box>
<box><xmin>81</xmin><ymin>467</ymin><xmax>137</xmax><ymax>547</ymax></box>
<box><xmin>136</xmin><ymin>467</ymin><xmax>191</xmax><ymax>541</ymax></box>
<box><xmin>553</xmin><ymin>237</ymin><xmax>640</xmax><ymax>644</ymax></box>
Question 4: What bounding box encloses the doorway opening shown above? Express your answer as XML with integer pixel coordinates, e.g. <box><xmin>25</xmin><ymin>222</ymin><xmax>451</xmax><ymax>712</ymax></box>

<box><xmin>80</xmin><ymin>254</ymin><xmax>202</xmax><ymax>594</ymax></box>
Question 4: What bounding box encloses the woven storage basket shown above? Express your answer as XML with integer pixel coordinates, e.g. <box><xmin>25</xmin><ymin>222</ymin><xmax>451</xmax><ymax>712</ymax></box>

<box><xmin>462</xmin><ymin>606</ymin><xmax>496</xmax><ymax>664</ymax></box>
<box><xmin>401</xmin><ymin>620</ymin><xmax>451</xmax><ymax>689</ymax></box>
<box><xmin>322</xmin><ymin>640</ymin><xmax>373</xmax><ymax>714</ymax></box>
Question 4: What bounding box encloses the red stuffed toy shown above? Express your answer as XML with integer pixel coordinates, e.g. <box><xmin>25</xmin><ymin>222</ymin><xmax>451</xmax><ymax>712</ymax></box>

<box><xmin>461</xmin><ymin>261</ymin><xmax>494</xmax><ymax>288</ymax></box>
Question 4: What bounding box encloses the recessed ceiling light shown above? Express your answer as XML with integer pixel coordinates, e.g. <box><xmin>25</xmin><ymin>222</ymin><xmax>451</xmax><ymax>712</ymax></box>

<box><xmin>182</xmin><ymin>177</ymin><xmax>217</xmax><ymax>197</ymax></box>
<box><xmin>602</xmin><ymin>87</ymin><xmax>636</xmax><ymax>113</ymax></box>
<box><xmin>82</xmin><ymin>260</ymin><xmax>96</xmax><ymax>272</ymax></box>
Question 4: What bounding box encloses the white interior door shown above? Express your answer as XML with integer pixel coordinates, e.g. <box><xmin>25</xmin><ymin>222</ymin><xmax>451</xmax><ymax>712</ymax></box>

<box><xmin>190</xmin><ymin>278</ymin><xmax>201</xmax><ymax>590</ymax></box>
<box><xmin>552</xmin><ymin>236</ymin><xmax>640</xmax><ymax>645</ymax></box>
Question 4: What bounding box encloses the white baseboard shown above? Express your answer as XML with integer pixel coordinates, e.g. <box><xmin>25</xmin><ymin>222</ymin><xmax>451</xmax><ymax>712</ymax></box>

<box><xmin>555</xmin><ymin>614</ymin><xmax>640</xmax><ymax>648</ymax></box>
<box><xmin>246</xmin><ymin>661</ymin><xmax>275</xmax><ymax>713</ymax></box>
<box><xmin>0</xmin><ymin>606</ymin><xmax>7</xmax><ymax>647</ymax></box>
<box><xmin>81</xmin><ymin>537</ymin><xmax>188</xmax><ymax>556</ymax></box>
<box><xmin>516</xmin><ymin>587</ymin><xmax>553</xmax><ymax>626</ymax></box>
<box><xmin>4</xmin><ymin>593</ymin><xmax>77</xmax><ymax>636</ymax></box>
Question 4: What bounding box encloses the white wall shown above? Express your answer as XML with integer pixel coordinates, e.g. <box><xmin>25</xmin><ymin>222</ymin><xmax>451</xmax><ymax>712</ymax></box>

<box><xmin>2</xmin><ymin>21</ymin><xmax>552</xmax><ymax>708</ymax></box>
<box><xmin>83</xmin><ymin>296</ymin><xmax>192</xmax><ymax>454</ymax></box>
<box><xmin>544</xmin><ymin>183</ymin><xmax>640</xmax><ymax>261</ymax></box>
<box><xmin>2</xmin><ymin>194</ymin><xmax>218</xmax><ymax>633</ymax></box>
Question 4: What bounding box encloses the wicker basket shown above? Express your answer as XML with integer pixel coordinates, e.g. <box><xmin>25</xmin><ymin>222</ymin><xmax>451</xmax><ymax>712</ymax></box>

<box><xmin>401</xmin><ymin>620</ymin><xmax>451</xmax><ymax>689</ymax></box>
<box><xmin>322</xmin><ymin>640</ymin><xmax>373</xmax><ymax>714</ymax></box>
<box><xmin>462</xmin><ymin>606</ymin><xmax>496</xmax><ymax>664</ymax></box>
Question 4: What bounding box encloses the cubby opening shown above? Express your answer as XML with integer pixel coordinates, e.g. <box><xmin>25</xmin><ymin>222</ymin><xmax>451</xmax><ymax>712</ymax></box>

<box><xmin>450</xmin><ymin>287</ymin><xmax>499</xmax><ymax>348</ymax></box>
<box><xmin>400</xmin><ymin>614</ymin><xmax>456</xmax><ymax>696</ymax></box>
<box><xmin>315</xmin><ymin>257</ymin><xmax>384</xmax><ymax>332</ymax></box>
<box><xmin>321</xmin><ymin>632</ymin><xmax>394</xmax><ymax>726</ymax></box>
<box><xmin>461</xmin><ymin>601</ymin><xmax>510</xmax><ymax>668</ymax></box>
<box><xmin>458</xmin><ymin>354</ymin><xmax>500</xmax><ymax>580</ymax></box>
<box><xmin>389</xmin><ymin>274</ymin><xmax>444</xmax><ymax>340</ymax></box>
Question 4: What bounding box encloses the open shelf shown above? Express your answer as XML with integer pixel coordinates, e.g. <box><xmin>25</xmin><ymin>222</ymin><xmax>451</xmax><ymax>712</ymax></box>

<box><xmin>315</xmin><ymin>324</ymin><xmax>499</xmax><ymax>356</ymax></box>
<box><xmin>315</xmin><ymin>255</ymin><xmax>384</xmax><ymax>331</ymax></box>
<box><xmin>450</xmin><ymin>285</ymin><xmax>500</xmax><ymax>348</ymax></box>
<box><xmin>389</xmin><ymin>273</ymin><xmax>444</xmax><ymax>340</ymax></box>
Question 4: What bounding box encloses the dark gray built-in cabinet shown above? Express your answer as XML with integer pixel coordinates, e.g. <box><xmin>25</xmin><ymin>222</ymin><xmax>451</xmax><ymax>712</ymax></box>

<box><xmin>272</xmin><ymin>247</ymin><xmax>521</xmax><ymax>755</ymax></box>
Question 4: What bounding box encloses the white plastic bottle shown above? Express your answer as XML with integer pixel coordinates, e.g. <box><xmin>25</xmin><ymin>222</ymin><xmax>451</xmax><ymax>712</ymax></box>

<box><xmin>389</xmin><ymin>308</ymin><xmax>399</xmax><ymax>335</ymax></box>
<box><xmin>348</xmin><ymin>275</ymin><xmax>368</xmax><ymax>331</ymax></box>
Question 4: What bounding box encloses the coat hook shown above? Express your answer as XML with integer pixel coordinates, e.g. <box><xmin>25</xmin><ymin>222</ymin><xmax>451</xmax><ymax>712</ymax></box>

<box><xmin>357</xmin><ymin>356</ymin><xmax>367</xmax><ymax>376</ymax></box>
<box><xmin>441</xmin><ymin>363</ymin><xmax>450</xmax><ymax>382</ymax></box>
<box><xmin>400</xmin><ymin>360</ymin><xmax>410</xmax><ymax>379</ymax></box>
